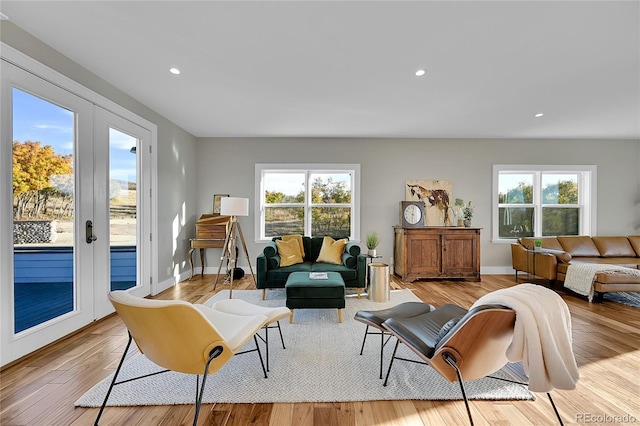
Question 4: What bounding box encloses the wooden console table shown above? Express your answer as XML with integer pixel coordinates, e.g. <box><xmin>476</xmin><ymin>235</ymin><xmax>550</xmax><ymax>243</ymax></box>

<box><xmin>393</xmin><ymin>226</ymin><xmax>481</xmax><ymax>282</ymax></box>
<box><xmin>189</xmin><ymin>215</ymin><xmax>230</xmax><ymax>280</ymax></box>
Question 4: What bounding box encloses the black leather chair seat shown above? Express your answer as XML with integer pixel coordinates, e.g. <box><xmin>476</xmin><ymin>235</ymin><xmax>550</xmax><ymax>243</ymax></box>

<box><xmin>383</xmin><ymin>304</ymin><xmax>468</xmax><ymax>359</ymax></box>
<box><xmin>354</xmin><ymin>302</ymin><xmax>435</xmax><ymax>327</ymax></box>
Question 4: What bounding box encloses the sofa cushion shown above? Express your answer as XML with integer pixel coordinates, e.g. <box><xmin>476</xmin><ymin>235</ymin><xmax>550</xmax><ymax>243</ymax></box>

<box><xmin>628</xmin><ymin>236</ymin><xmax>640</xmax><ymax>256</ymax></box>
<box><xmin>267</xmin><ymin>255</ymin><xmax>280</xmax><ymax>269</ymax></box>
<box><xmin>282</xmin><ymin>234</ymin><xmax>305</xmax><ymax>258</ymax></box>
<box><xmin>557</xmin><ymin>236</ymin><xmax>601</xmax><ymax>257</ymax></box>
<box><xmin>345</xmin><ymin>241</ymin><xmax>361</xmax><ymax>257</ymax></box>
<box><xmin>592</xmin><ymin>237</ymin><xmax>637</xmax><ymax>258</ymax></box>
<box><xmin>263</xmin><ymin>241</ymin><xmax>278</xmax><ymax>258</ymax></box>
<box><xmin>276</xmin><ymin>238</ymin><xmax>303</xmax><ymax>267</ymax></box>
<box><xmin>309</xmin><ymin>237</ymin><xmax>324</xmax><ymax>261</ymax></box>
<box><xmin>317</xmin><ymin>236</ymin><xmax>348</xmax><ymax>265</ymax></box>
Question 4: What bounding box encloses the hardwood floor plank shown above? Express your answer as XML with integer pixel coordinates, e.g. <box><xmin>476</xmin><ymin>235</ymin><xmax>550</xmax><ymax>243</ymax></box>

<box><xmin>2</xmin><ymin>274</ymin><xmax>639</xmax><ymax>425</ymax></box>
<box><xmin>268</xmin><ymin>403</ymin><xmax>293</xmax><ymax>426</ymax></box>
<box><xmin>291</xmin><ymin>402</ymin><xmax>314</xmax><ymax>426</ymax></box>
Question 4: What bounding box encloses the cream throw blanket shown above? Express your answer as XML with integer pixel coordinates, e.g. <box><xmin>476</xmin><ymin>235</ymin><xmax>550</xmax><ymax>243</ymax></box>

<box><xmin>471</xmin><ymin>284</ymin><xmax>579</xmax><ymax>392</ymax></box>
<box><xmin>564</xmin><ymin>263</ymin><xmax>640</xmax><ymax>302</ymax></box>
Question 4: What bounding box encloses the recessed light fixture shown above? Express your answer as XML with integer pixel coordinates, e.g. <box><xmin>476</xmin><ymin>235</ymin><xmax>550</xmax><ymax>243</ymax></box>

<box><xmin>169</xmin><ymin>68</ymin><xmax>181</xmax><ymax>75</ymax></box>
<box><xmin>415</xmin><ymin>69</ymin><xmax>426</xmax><ymax>77</ymax></box>
<box><xmin>534</xmin><ymin>113</ymin><xmax>544</xmax><ymax>118</ymax></box>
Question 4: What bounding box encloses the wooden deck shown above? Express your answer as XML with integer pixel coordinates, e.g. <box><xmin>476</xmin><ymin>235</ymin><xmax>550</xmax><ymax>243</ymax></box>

<box><xmin>13</xmin><ymin>247</ymin><xmax>136</xmax><ymax>332</ymax></box>
<box><xmin>1</xmin><ymin>274</ymin><xmax>639</xmax><ymax>425</ymax></box>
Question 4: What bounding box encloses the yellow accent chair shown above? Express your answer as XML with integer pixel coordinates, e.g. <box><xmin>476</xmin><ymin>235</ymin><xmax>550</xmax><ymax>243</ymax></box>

<box><xmin>95</xmin><ymin>291</ymin><xmax>269</xmax><ymax>426</ymax></box>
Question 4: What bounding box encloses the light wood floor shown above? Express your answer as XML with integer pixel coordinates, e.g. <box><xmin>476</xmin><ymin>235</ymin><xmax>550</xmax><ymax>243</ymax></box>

<box><xmin>1</xmin><ymin>274</ymin><xmax>639</xmax><ymax>425</ymax></box>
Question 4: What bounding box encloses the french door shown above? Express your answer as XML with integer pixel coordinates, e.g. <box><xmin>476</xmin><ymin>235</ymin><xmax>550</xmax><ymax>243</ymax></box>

<box><xmin>1</xmin><ymin>58</ymin><xmax>151</xmax><ymax>365</ymax></box>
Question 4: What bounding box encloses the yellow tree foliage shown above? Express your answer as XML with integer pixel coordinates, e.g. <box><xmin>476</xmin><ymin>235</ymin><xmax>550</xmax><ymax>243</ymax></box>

<box><xmin>12</xmin><ymin>140</ymin><xmax>73</xmax><ymax>195</ymax></box>
<box><xmin>13</xmin><ymin>141</ymin><xmax>73</xmax><ymax>219</ymax></box>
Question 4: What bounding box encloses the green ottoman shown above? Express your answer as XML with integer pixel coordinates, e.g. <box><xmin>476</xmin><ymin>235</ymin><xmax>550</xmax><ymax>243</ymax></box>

<box><xmin>285</xmin><ymin>271</ymin><xmax>346</xmax><ymax>323</ymax></box>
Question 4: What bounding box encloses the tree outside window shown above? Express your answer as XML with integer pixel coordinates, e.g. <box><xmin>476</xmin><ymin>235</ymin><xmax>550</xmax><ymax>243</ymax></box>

<box><xmin>495</xmin><ymin>167</ymin><xmax>592</xmax><ymax>240</ymax></box>
<box><xmin>260</xmin><ymin>166</ymin><xmax>357</xmax><ymax>240</ymax></box>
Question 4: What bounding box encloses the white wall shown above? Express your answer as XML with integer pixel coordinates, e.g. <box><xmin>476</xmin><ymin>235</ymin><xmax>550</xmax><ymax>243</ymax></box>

<box><xmin>196</xmin><ymin>137</ymin><xmax>640</xmax><ymax>273</ymax></box>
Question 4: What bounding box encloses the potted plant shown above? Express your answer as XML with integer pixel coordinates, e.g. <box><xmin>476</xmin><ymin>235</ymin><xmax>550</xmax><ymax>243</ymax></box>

<box><xmin>463</xmin><ymin>201</ymin><xmax>473</xmax><ymax>227</ymax></box>
<box><xmin>366</xmin><ymin>231</ymin><xmax>380</xmax><ymax>257</ymax></box>
<box><xmin>534</xmin><ymin>239</ymin><xmax>543</xmax><ymax>251</ymax></box>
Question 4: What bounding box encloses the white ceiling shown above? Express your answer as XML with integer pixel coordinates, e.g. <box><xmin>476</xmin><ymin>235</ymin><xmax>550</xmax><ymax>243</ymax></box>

<box><xmin>2</xmin><ymin>1</ymin><xmax>639</xmax><ymax>139</ymax></box>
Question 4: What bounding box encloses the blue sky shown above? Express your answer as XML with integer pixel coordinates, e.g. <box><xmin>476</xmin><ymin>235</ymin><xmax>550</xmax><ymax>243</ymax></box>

<box><xmin>12</xmin><ymin>88</ymin><xmax>136</xmax><ymax>182</ymax></box>
<box><xmin>264</xmin><ymin>172</ymin><xmax>351</xmax><ymax>197</ymax></box>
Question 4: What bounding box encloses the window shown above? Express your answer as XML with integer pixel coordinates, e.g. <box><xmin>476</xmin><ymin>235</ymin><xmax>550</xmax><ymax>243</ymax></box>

<box><xmin>255</xmin><ymin>164</ymin><xmax>360</xmax><ymax>241</ymax></box>
<box><xmin>492</xmin><ymin>165</ymin><xmax>596</xmax><ymax>241</ymax></box>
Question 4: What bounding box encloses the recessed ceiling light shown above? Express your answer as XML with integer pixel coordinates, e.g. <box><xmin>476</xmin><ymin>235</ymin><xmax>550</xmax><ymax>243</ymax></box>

<box><xmin>534</xmin><ymin>113</ymin><xmax>544</xmax><ymax>118</ymax></box>
<box><xmin>169</xmin><ymin>68</ymin><xmax>181</xmax><ymax>75</ymax></box>
<box><xmin>415</xmin><ymin>69</ymin><xmax>426</xmax><ymax>77</ymax></box>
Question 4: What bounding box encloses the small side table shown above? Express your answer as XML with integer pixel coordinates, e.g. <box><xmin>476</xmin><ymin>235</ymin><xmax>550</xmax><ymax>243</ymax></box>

<box><xmin>365</xmin><ymin>254</ymin><xmax>382</xmax><ymax>290</ymax></box>
<box><xmin>189</xmin><ymin>238</ymin><xmax>225</xmax><ymax>280</ymax></box>
<box><xmin>524</xmin><ymin>244</ymin><xmax>539</xmax><ymax>283</ymax></box>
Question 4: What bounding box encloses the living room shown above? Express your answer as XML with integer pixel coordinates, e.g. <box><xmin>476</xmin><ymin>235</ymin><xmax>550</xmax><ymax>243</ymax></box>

<box><xmin>1</xmin><ymin>1</ymin><xmax>639</xmax><ymax>425</ymax></box>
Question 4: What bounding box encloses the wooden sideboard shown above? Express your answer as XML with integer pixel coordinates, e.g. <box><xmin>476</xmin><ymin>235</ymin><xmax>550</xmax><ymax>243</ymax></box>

<box><xmin>393</xmin><ymin>226</ymin><xmax>481</xmax><ymax>282</ymax></box>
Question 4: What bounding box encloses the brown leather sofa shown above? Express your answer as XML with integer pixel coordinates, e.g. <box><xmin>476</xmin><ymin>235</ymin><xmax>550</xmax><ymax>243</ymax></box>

<box><xmin>511</xmin><ymin>236</ymin><xmax>640</xmax><ymax>301</ymax></box>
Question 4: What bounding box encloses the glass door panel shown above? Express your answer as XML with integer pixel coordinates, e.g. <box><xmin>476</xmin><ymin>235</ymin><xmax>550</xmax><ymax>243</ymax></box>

<box><xmin>12</xmin><ymin>88</ymin><xmax>76</xmax><ymax>333</ymax></box>
<box><xmin>2</xmin><ymin>60</ymin><xmax>95</xmax><ymax>366</ymax></box>
<box><xmin>109</xmin><ymin>128</ymin><xmax>138</xmax><ymax>291</ymax></box>
<box><xmin>92</xmin><ymin>107</ymin><xmax>150</xmax><ymax>320</ymax></box>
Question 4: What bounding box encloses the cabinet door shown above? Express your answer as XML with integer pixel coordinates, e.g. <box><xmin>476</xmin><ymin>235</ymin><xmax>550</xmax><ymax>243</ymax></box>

<box><xmin>408</xmin><ymin>233</ymin><xmax>441</xmax><ymax>275</ymax></box>
<box><xmin>442</xmin><ymin>233</ymin><xmax>478</xmax><ymax>275</ymax></box>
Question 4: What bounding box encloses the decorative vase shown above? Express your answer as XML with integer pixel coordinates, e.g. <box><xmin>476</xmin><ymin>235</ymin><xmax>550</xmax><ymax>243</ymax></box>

<box><xmin>367</xmin><ymin>249</ymin><xmax>377</xmax><ymax>257</ymax></box>
<box><xmin>463</xmin><ymin>220</ymin><xmax>471</xmax><ymax>228</ymax></box>
<box><xmin>457</xmin><ymin>218</ymin><xmax>464</xmax><ymax>227</ymax></box>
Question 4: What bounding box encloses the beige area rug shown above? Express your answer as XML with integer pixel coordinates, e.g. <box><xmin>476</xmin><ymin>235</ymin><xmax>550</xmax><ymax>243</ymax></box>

<box><xmin>76</xmin><ymin>289</ymin><xmax>534</xmax><ymax>406</ymax></box>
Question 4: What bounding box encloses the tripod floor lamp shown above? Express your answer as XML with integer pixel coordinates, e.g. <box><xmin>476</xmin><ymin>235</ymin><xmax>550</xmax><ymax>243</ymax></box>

<box><xmin>214</xmin><ymin>197</ymin><xmax>256</xmax><ymax>297</ymax></box>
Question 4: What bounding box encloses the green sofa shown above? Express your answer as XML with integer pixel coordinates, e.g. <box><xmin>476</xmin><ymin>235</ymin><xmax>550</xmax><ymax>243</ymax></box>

<box><xmin>256</xmin><ymin>236</ymin><xmax>366</xmax><ymax>299</ymax></box>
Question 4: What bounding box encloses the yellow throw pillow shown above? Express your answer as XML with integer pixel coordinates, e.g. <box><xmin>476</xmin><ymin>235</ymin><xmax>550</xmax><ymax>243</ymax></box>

<box><xmin>282</xmin><ymin>234</ymin><xmax>305</xmax><ymax>258</ymax></box>
<box><xmin>316</xmin><ymin>236</ymin><xmax>348</xmax><ymax>265</ymax></box>
<box><xmin>276</xmin><ymin>238</ymin><xmax>303</xmax><ymax>267</ymax></box>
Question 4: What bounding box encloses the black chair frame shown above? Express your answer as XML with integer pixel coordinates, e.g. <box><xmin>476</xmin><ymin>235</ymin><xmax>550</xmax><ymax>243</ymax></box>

<box><xmin>94</xmin><ymin>332</ymin><xmax>267</xmax><ymax>426</ymax></box>
<box><xmin>256</xmin><ymin>320</ymin><xmax>286</xmax><ymax>372</ymax></box>
<box><xmin>382</xmin><ymin>307</ymin><xmax>566</xmax><ymax>426</ymax></box>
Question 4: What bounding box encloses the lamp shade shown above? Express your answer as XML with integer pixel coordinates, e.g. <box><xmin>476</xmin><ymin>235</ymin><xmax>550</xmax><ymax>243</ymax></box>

<box><xmin>220</xmin><ymin>197</ymin><xmax>249</xmax><ymax>217</ymax></box>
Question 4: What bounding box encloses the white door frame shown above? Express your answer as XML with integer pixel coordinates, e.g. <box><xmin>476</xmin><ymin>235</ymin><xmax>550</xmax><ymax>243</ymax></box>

<box><xmin>1</xmin><ymin>43</ymin><xmax>158</xmax><ymax>366</ymax></box>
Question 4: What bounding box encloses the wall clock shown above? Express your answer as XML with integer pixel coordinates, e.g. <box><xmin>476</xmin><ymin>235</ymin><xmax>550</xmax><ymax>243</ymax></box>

<box><xmin>400</xmin><ymin>201</ymin><xmax>425</xmax><ymax>228</ymax></box>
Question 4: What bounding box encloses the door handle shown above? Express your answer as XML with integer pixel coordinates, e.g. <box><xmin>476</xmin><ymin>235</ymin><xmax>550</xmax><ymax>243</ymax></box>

<box><xmin>86</xmin><ymin>220</ymin><xmax>98</xmax><ymax>243</ymax></box>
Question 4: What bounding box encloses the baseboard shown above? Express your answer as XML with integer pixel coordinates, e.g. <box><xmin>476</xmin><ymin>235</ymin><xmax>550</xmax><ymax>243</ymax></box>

<box><xmin>481</xmin><ymin>266</ymin><xmax>515</xmax><ymax>275</ymax></box>
<box><xmin>153</xmin><ymin>270</ymin><xmax>191</xmax><ymax>295</ymax></box>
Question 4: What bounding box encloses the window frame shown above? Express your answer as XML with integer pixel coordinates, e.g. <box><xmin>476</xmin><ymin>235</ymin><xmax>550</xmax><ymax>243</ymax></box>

<box><xmin>492</xmin><ymin>164</ymin><xmax>597</xmax><ymax>242</ymax></box>
<box><xmin>254</xmin><ymin>163</ymin><xmax>360</xmax><ymax>242</ymax></box>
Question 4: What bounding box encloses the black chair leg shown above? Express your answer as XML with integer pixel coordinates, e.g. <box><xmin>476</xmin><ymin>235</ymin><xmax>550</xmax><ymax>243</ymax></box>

<box><xmin>194</xmin><ymin>346</ymin><xmax>223</xmax><ymax>426</ymax></box>
<box><xmin>264</xmin><ymin>324</ymin><xmax>270</xmax><ymax>372</ymax></box>
<box><xmin>443</xmin><ymin>353</ymin><xmax>474</xmax><ymax>426</ymax></box>
<box><xmin>383</xmin><ymin>339</ymin><xmax>401</xmax><ymax>386</ymax></box>
<box><xmin>254</xmin><ymin>335</ymin><xmax>268</xmax><ymax>378</ymax></box>
<box><xmin>379</xmin><ymin>328</ymin><xmax>385</xmax><ymax>379</ymax></box>
<box><xmin>94</xmin><ymin>333</ymin><xmax>133</xmax><ymax>425</ymax></box>
<box><xmin>275</xmin><ymin>320</ymin><xmax>286</xmax><ymax>349</ymax></box>
<box><xmin>547</xmin><ymin>392</ymin><xmax>565</xmax><ymax>426</ymax></box>
<box><xmin>358</xmin><ymin>325</ymin><xmax>369</xmax><ymax>355</ymax></box>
